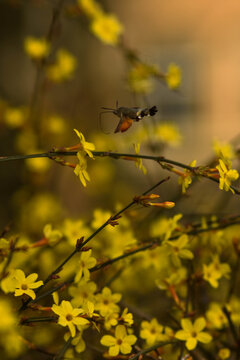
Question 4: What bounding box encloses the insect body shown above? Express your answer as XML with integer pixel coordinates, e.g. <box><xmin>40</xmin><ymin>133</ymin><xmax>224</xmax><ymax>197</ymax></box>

<box><xmin>100</xmin><ymin>103</ymin><xmax>158</xmax><ymax>133</ymax></box>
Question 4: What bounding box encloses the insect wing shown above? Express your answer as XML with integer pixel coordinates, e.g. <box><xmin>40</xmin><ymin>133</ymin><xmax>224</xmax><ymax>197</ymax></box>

<box><xmin>114</xmin><ymin>116</ymin><xmax>133</xmax><ymax>133</ymax></box>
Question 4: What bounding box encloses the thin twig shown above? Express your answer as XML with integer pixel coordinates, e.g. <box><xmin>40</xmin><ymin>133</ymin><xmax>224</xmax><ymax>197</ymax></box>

<box><xmin>130</xmin><ymin>340</ymin><xmax>178</xmax><ymax>360</ymax></box>
<box><xmin>54</xmin><ymin>335</ymin><xmax>72</xmax><ymax>360</ymax></box>
<box><xmin>19</xmin><ymin>177</ymin><xmax>169</xmax><ymax>312</ymax></box>
<box><xmin>29</xmin><ymin>0</ymin><xmax>65</xmax><ymax>126</ymax></box>
<box><xmin>222</xmin><ymin>306</ymin><xmax>240</xmax><ymax>347</ymax></box>
<box><xmin>30</xmin><ymin>215</ymin><xmax>240</xmax><ymax>305</ymax></box>
<box><xmin>0</xmin><ymin>150</ymin><xmax>239</xmax><ymax>194</ymax></box>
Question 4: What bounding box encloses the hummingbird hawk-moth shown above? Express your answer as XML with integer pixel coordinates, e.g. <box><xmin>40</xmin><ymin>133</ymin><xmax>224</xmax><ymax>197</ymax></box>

<box><xmin>100</xmin><ymin>102</ymin><xmax>158</xmax><ymax>133</ymax></box>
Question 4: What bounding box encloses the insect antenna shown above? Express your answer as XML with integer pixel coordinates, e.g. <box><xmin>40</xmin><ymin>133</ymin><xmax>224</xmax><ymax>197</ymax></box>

<box><xmin>98</xmin><ymin>110</ymin><xmax>113</xmax><ymax>134</ymax></box>
<box><xmin>101</xmin><ymin>107</ymin><xmax>116</xmax><ymax>111</ymax></box>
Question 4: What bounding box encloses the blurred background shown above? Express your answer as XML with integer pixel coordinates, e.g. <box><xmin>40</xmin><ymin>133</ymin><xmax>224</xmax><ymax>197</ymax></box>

<box><xmin>0</xmin><ymin>0</ymin><xmax>240</xmax><ymax>232</ymax></box>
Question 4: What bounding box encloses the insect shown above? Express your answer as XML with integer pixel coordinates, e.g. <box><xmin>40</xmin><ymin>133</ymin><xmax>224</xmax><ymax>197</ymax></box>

<box><xmin>100</xmin><ymin>102</ymin><xmax>158</xmax><ymax>133</ymax></box>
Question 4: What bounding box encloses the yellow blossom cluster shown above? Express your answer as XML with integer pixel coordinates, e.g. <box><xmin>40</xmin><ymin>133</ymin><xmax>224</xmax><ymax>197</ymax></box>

<box><xmin>47</xmin><ymin>49</ymin><xmax>77</xmax><ymax>82</ymax></box>
<box><xmin>24</xmin><ymin>36</ymin><xmax>50</xmax><ymax>59</ymax></box>
<box><xmin>78</xmin><ymin>0</ymin><xmax>123</xmax><ymax>45</ymax></box>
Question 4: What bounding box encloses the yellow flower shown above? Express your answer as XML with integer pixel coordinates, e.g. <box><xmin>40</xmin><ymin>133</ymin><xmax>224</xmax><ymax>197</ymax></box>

<box><xmin>104</xmin><ymin>312</ymin><xmax>119</xmax><ymax>330</ymax></box>
<box><xmin>206</xmin><ymin>303</ymin><xmax>227</xmax><ymax>329</ymax></box>
<box><xmin>71</xmin><ymin>332</ymin><xmax>86</xmax><ymax>353</ymax></box>
<box><xmin>74</xmin><ymin>151</ymin><xmax>91</xmax><ymax>187</ymax></box>
<box><xmin>95</xmin><ymin>287</ymin><xmax>121</xmax><ymax>317</ymax></box>
<box><xmin>213</xmin><ymin>140</ymin><xmax>235</xmax><ymax>161</ymax></box>
<box><xmin>155</xmin><ymin>122</ymin><xmax>182</xmax><ymax>147</ymax></box>
<box><xmin>101</xmin><ymin>325</ymin><xmax>137</xmax><ymax>356</ymax></box>
<box><xmin>62</xmin><ymin>218</ymin><xmax>90</xmax><ymax>246</ymax></box>
<box><xmin>178</xmin><ymin>160</ymin><xmax>196</xmax><ymax>194</ymax></box>
<box><xmin>218</xmin><ymin>348</ymin><xmax>231</xmax><ymax>359</ymax></box>
<box><xmin>74</xmin><ymin>129</ymin><xmax>95</xmax><ymax>158</ymax></box>
<box><xmin>140</xmin><ymin>318</ymin><xmax>168</xmax><ymax>345</ymax></box>
<box><xmin>121</xmin><ymin>308</ymin><xmax>134</xmax><ymax>326</ymax></box>
<box><xmin>166</xmin><ymin>234</ymin><xmax>194</xmax><ymax>267</ymax></box>
<box><xmin>151</xmin><ymin>214</ymin><xmax>182</xmax><ymax>241</ymax></box>
<box><xmin>19</xmin><ymin>192</ymin><xmax>62</xmax><ymax>233</ymax></box>
<box><xmin>228</xmin><ymin>296</ymin><xmax>240</xmax><ymax>326</ymax></box>
<box><xmin>74</xmin><ymin>249</ymin><xmax>97</xmax><ymax>282</ymax></box>
<box><xmin>4</xmin><ymin>106</ymin><xmax>27</xmax><ymax>128</ymax></box>
<box><xmin>128</xmin><ymin>63</ymin><xmax>158</xmax><ymax>94</ymax></box>
<box><xmin>90</xmin><ymin>13</ymin><xmax>123</xmax><ymax>45</ymax></box>
<box><xmin>52</xmin><ymin>300</ymin><xmax>89</xmax><ymax>337</ymax></box>
<box><xmin>43</xmin><ymin>224</ymin><xmax>62</xmax><ymax>246</ymax></box>
<box><xmin>175</xmin><ymin>317</ymin><xmax>212</xmax><ymax>350</ymax></box>
<box><xmin>13</xmin><ymin>269</ymin><xmax>43</xmax><ymax>300</ymax></box>
<box><xmin>73</xmin><ymin>130</ymin><xmax>95</xmax><ymax>186</ymax></box>
<box><xmin>203</xmin><ymin>264</ymin><xmax>221</xmax><ymax>288</ymax></box>
<box><xmin>46</xmin><ymin>115</ymin><xmax>67</xmax><ymax>134</ymax></box>
<box><xmin>1</xmin><ymin>269</ymin><xmax>19</xmax><ymax>293</ymax></box>
<box><xmin>47</xmin><ymin>49</ymin><xmax>77</xmax><ymax>82</ymax></box>
<box><xmin>25</xmin><ymin>152</ymin><xmax>51</xmax><ymax>173</ymax></box>
<box><xmin>156</xmin><ymin>266</ymin><xmax>187</xmax><ymax>291</ymax></box>
<box><xmin>82</xmin><ymin>301</ymin><xmax>98</xmax><ymax>318</ymax></box>
<box><xmin>15</xmin><ymin>129</ymin><xmax>37</xmax><ymax>154</ymax></box>
<box><xmin>203</xmin><ymin>256</ymin><xmax>230</xmax><ymax>288</ymax></box>
<box><xmin>0</xmin><ymin>299</ymin><xmax>17</xmax><ymax>331</ymax></box>
<box><xmin>133</xmin><ymin>143</ymin><xmax>147</xmax><ymax>174</ymax></box>
<box><xmin>216</xmin><ymin>159</ymin><xmax>239</xmax><ymax>194</ymax></box>
<box><xmin>91</xmin><ymin>208</ymin><xmax>112</xmax><ymax>230</ymax></box>
<box><xmin>69</xmin><ymin>279</ymin><xmax>97</xmax><ymax>307</ymax></box>
<box><xmin>166</xmin><ymin>63</ymin><xmax>181</xmax><ymax>89</ymax></box>
<box><xmin>78</xmin><ymin>0</ymin><xmax>103</xmax><ymax>18</ymax></box>
<box><xmin>24</xmin><ymin>36</ymin><xmax>50</xmax><ymax>59</ymax></box>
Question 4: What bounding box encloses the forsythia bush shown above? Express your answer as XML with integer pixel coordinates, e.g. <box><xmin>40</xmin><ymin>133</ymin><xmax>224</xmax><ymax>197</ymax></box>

<box><xmin>0</xmin><ymin>1</ymin><xmax>240</xmax><ymax>360</ymax></box>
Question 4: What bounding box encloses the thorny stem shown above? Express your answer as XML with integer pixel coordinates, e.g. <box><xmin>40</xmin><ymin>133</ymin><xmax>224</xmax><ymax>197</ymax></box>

<box><xmin>31</xmin><ymin>215</ymin><xmax>240</xmax><ymax>304</ymax></box>
<box><xmin>0</xmin><ymin>150</ymin><xmax>239</xmax><ymax>194</ymax></box>
<box><xmin>19</xmin><ymin>177</ymin><xmax>169</xmax><ymax>312</ymax></box>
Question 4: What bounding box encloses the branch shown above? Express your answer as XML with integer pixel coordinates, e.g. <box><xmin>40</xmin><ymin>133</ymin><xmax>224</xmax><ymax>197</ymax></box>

<box><xmin>19</xmin><ymin>177</ymin><xmax>169</xmax><ymax>312</ymax></box>
<box><xmin>130</xmin><ymin>340</ymin><xmax>178</xmax><ymax>360</ymax></box>
<box><xmin>0</xmin><ymin>150</ymin><xmax>239</xmax><ymax>194</ymax></box>
<box><xmin>31</xmin><ymin>214</ymin><xmax>240</xmax><ymax>304</ymax></box>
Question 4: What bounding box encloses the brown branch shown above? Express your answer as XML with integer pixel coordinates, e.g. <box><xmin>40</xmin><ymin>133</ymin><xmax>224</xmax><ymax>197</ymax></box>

<box><xmin>18</xmin><ymin>177</ymin><xmax>169</xmax><ymax>312</ymax></box>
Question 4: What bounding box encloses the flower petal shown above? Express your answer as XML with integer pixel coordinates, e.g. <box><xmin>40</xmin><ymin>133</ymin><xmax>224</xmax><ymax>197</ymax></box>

<box><xmin>73</xmin><ymin>317</ymin><xmax>89</xmax><ymax>326</ymax></box>
<box><xmin>194</xmin><ymin>317</ymin><xmax>206</xmax><ymax>332</ymax></box>
<box><xmin>197</xmin><ymin>332</ymin><xmax>212</xmax><ymax>344</ymax></box>
<box><xmin>109</xmin><ymin>345</ymin><xmax>119</xmax><ymax>356</ymax></box>
<box><xmin>29</xmin><ymin>280</ymin><xmax>43</xmax><ymax>289</ymax></box>
<box><xmin>72</xmin><ymin>308</ymin><xmax>83</xmax><ymax>317</ymax></box>
<box><xmin>26</xmin><ymin>273</ymin><xmax>38</xmax><ymax>283</ymax></box>
<box><xmin>186</xmin><ymin>337</ymin><xmax>197</xmax><ymax>350</ymax></box>
<box><xmin>14</xmin><ymin>269</ymin><xmax>25</xmax><ymax>282</ymax></box>
<box><xmin>100</xmin><ymin>335</ymin><xmax>116</xmax><ymax>347</ymax></box>
<box><xmin>14</xmin><ymin>289</ymin><xmax>24</xmax><ymax>297</ymax></box>
<box><xmin>175</xmin><ymin>330</ymin><xmax>189</xmax><ymax>341</ymax></box>
<box><xmin>81</xmin><ymin>250</ymin><xmax>91</xmax><ymax>261</ymax></box>
<box><xmin>120</xmin><ymin>342</ymin><xmax>132</xmax><ymax>354</ymax></box>
<box><xmin>25</xmin><ymin>289</ymin><xmax>36</xmax><ymax>299</ymax></box>
<box><xmin>62</xmin><ymin>300</ymin><xmax>73</xmax><ymax>313</ymax></box>
<box><xmin>125</xmin><ymin>335</ymin><xmax>137</xmax><ymax>345</ymax></box>
<box><xmin>181</xmin><ymin>318</ymin><xmax>193</xmax><ymax>332</ymax></box>
<box><xmin>115</xmin><ymin>325</ymin><xmax>126</xmax><ymax>339</ymax></box>
<box><xmin>52</xmin><ymin>304</ymin><xmax>62</xmax><ymax>316</ymax></box>
<box><xmin>68</xmin><ymin>322</ymin><xmax>76</xmax><ymax>337</ymax></box>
